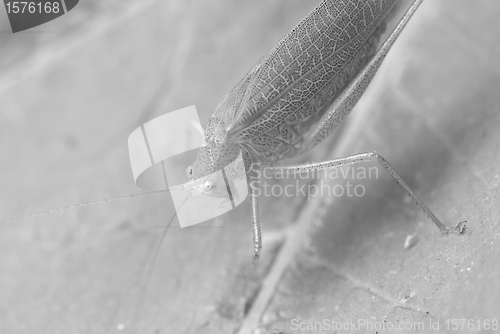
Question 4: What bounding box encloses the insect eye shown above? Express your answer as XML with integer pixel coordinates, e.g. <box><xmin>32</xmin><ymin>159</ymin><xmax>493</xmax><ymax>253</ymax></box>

<box><xmin>203</xmin><ymin>180</ymin><xmax>216</xmax><ymax>194</ymax></box>
<box><xmin>185</xmin><ymin>165</ymin><xmax>193</xmax><ymax>179</ymax></box>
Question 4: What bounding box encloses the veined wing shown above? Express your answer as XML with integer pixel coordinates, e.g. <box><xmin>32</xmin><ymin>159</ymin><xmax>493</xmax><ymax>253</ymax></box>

<box><xmin>223</xmin><ymin>0</ymin><xmax>399</xmax><ymax>153</ymax></box>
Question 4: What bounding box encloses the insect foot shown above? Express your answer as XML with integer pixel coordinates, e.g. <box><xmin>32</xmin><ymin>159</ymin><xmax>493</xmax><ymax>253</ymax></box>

<box><xmin>453</xmin><ymin>221</ymin><xmax>467</xmax><ymax>234</ymax></box>
<box><xmin>253</xmin><ymin>250</ymin><xmax>261</xmax><ymax>266</ymax></box>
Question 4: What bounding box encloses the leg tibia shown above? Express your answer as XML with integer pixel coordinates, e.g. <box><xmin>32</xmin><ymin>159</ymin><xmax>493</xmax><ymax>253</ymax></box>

<box><xmin>274</xmin><ymin>151</ymin><xmax>465</xmax><ymax>234</ymax></box>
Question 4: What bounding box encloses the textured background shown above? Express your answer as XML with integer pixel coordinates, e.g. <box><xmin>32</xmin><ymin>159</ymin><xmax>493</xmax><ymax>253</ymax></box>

<box><xmin>0</xmin><ymin>0</ymin><xmax>499</xmax><ymax>333</ymax></box>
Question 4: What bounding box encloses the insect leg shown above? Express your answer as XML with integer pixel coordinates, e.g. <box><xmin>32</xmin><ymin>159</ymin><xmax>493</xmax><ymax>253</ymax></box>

<box><xmin>275</xmin><ymin>151</ymin><xmax>466</xmax><ymax>234</ymax></box>
<box><xmin>249</xmin><ymin>171</ymin><xmax>262</xmax><ymax>264</ymax></box>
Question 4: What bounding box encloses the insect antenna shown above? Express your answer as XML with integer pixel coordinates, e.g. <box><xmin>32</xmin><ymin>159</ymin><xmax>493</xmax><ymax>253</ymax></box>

<box><xmin>0</xmin><ymin>188</ymin><xmax>181</xmax><ymax>226</ymax></box>
<box><xmin>129</xmin><ymin>193</ymin><xmax>191</xmax><ymax>333</ymax></box>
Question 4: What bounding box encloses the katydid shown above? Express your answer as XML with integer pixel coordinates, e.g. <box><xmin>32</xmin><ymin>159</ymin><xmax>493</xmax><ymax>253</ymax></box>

<box><xmin>184</xmin><ymin>0</ymin><xmax>465</xmax><ymax>264</ymax></box>
<box><xmin>1</xmin><ymin>0</ymin><xmax>465</xmax><ymax>261</ymax></box>
<box><xmin>1</xmin><ymin>1</ymin><xmax>468</xmax><ymax>332</ymax></box>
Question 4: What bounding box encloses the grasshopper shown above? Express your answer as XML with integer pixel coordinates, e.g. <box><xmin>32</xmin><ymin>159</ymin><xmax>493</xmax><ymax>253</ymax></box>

<box><xmin>1</xmin><ymin>1</ymin><xmax>468</xmax><ymax>332</ymax></box>
<box><xmin>2</xmin><ymin>0</ymin><xmax>464</xmax><ymax>261</ymax></box>
<box><xmin>128</xmin><ymin>1</ymin><xmax>468</xmax><ymax>330</ymax></box>
<box><xmin>183</xmin><ymin>0</ymin><xmax>465</xmax><ymax>264</ymax></box>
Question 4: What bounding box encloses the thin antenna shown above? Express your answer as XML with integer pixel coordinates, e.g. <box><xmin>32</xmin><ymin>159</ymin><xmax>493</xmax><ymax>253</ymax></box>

<box><xmin>129</xmin><ymin>194</ymin><xmax>191</xmax><ymax>333</ymax></box>
<box><xmin>0</xmin><ymin>189</ymin><xmax>171</xmax><ymax>226</ymax></box>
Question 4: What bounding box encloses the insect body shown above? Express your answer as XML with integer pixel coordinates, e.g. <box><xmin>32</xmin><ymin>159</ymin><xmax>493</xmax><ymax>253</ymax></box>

<box><xmin>192</xmin><ymin>0</ymin><xmax>390</xmax><ymax>177</ymax></box>
<box><xmin>186</xmin><ymin>0</ymin><xmax>465</xmax><ymax>263</ymax></box>
<box><xmin>0</xmin><ymin>1</ymin><xmax>468</xmax><ymax>332</ymax></box>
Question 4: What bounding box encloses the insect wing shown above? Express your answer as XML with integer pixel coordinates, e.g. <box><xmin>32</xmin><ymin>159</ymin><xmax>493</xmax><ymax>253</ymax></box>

<box><xmin>204</xmin><ymin>59</ymin><xmax>263</xmax><ymax>143</ymax></box>
<box><xmin>224</xmin><ymin>0</ymin><xmax>400</xmax><ymax>151</ymax></box>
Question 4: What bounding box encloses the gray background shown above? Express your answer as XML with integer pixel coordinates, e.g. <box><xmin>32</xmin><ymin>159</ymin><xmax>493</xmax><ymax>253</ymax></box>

<box><xmin>0</xmin><ymin>0</ymin><xmax>499</xmax><ymax>333</ymax></box>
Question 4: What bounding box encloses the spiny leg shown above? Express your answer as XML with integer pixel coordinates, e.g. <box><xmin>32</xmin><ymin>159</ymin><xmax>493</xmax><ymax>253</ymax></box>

<box><xmin>249</xmin><ymin>171</ymin><xmax>262</xmax><ymax>264</ymax></box>
<box><xmin>274</xmin><ymin>151</ymin><xmax>465</xmax><ymax>234</ymax></box>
